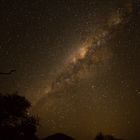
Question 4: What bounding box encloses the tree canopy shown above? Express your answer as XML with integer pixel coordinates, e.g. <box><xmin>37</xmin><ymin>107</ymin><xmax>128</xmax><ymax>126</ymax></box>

<box><xmin>0</xmin><ymin>93</ymin><xmax>38</xmax><ymax>140</ymax></box>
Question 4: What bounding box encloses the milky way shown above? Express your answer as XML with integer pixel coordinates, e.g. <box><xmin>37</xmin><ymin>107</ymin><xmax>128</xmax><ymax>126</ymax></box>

<box><xmin>1</xmin><ymin>0</ymin><xmax>140</xmax><ymax>140</ymax></box>
<box><xmin>35</xmin><ymin>3</ymin><xmax>133</xmax><ymax>107</ymax></box>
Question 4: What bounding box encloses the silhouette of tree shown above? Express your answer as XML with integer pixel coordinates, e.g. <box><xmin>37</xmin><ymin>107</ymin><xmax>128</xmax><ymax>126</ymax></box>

<box><xmin>94</xmin><ymin>133</ymin><xmax>123</xmax><ymax>140</ymax></box>
<box><xmin>0</xmin><ymin>93</ymin><xmax>38</xmax><ymax>140</ymax></box>
<box><xmin>94</xmin><ymin>132</ymin><xmax>104</xmax><ymax>140</ymax></box>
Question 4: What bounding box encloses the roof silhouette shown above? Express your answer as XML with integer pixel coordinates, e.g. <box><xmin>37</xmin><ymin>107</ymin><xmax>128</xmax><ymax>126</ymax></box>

<box><xmin>42</xmin><ymin>133</ymin><xmax>75</xmax><ymax>140</ymax></box>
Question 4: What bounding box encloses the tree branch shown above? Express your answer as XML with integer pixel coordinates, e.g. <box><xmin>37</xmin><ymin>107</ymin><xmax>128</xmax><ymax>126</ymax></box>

<box><xmin>0</xmin><ymin>70</ymin><xmax>16</xmax><ymax>75</ymax></box>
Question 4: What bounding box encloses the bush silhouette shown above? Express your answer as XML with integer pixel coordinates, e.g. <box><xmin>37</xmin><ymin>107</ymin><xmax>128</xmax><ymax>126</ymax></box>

<box><xmin>0</xmin><ymin>93</ymin><xmax>38</xmax><ymax>140</ymax></box>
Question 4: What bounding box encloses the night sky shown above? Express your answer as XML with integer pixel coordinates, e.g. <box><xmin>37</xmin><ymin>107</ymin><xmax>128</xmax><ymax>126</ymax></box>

<box><xmin>0</xmin><ymin>0</ymin><xmax>140</xmax><ymax>140</ymax></box>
